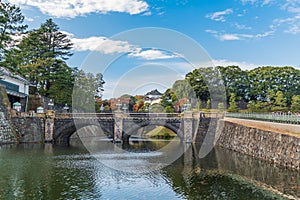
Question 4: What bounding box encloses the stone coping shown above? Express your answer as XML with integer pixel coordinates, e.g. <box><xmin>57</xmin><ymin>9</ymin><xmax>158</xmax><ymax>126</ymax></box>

<box><xmin>225</xmin><ymin>117</ymin><xmax>300</xmax><ymax>138</ymax></box>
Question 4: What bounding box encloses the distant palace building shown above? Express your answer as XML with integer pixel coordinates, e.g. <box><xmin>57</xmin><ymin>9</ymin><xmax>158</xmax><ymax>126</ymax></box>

<box><xmin>144</xmin><ymin>89</ymin><xmax>163</xmax><ymax>105</ymax></box>
<box><xmin>0</xmin><ymin>67</ymin><xmax>31</xmax><ymax>112</ymax></box>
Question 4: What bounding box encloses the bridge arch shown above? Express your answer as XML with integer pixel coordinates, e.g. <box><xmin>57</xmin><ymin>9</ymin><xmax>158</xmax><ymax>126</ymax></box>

<box><xmin>122</xmin><ymin>119</ymin><xmax>184</xmax><ymax>139</ymax></box>
<box><xmin>53</xmin><ymin>119</ymin><xmax>113</xmax><ymax>144</ymax></box>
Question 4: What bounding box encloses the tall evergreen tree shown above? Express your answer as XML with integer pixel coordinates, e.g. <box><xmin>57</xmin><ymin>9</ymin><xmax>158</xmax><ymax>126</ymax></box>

<box><xmin>227</xmin><ymin>93</ymin><xmax>239</xmax><ymax>112</ymax></box>
<box><xmin>3</xmin><ymin>18</ymin><xmax>73</xmax><ymax>102</ymax></box>
<box><xmin>0</xmin><ymin>2</ymin><xmax>27</xmax><ymax>60</ymax></box>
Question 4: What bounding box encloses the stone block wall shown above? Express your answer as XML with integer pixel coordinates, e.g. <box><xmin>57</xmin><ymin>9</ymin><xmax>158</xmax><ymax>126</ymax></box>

<box><xmin>0</xmin><ymin>86</ymin><xmax>17</xmax><ymax>144</ymax></box>
<box><xmin>217</xmin><ymin>120</ymin><xmax>300</xmax><ymax>170</ymax></box>
<box><xmin>12</xmin><ymin>117</ymin><xmax>44</xmax><ymax>143</ymax></box>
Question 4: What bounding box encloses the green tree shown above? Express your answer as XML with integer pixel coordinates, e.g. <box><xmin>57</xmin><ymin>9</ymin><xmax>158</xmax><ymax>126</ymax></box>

<box><xmin>3</xmin><ymin>19</ymin><xmax>73</xmax><ymax>99</ymax></box>
<box><xmin>227</xmin><ymin>93</ymin><xmax>239</xmax><ymax>112</ymax></box>
<box><xmin>218</xmin><ymin>66</ymin><xmax>249</xmax><ymax>102</ymax></box>
<box><xmin>291</xmin><ymin>95</ymin><xmax>300</xmax><ymax>111</ymax></box>
<box><xmin>186</xmin><ymin>67</ymin><xmax>226</xmax><ymax>109</ymax></box>
<box><xmin>206</xmin><ymin>99</ymin><xmax>211</xmax><ymax>109</ymax></box>
<box><xmin>272</xmin><ymin>91</ymin><xmax>287</xmax><ymax>111</ymax></box>
<box><xmin>0</xmin><ymin>2</ymin><xmax>27</xmax><ymax>61</ymax></box>
<box><xmin>218</xmin><ymin>102</ymin><xmax>225</xmax><ymax>110</ymax></box>
<box><xmin>72</xmin><ymin>70</ymin><xmax>105</xmax><ymax>112</ymax></box>
<box><xmin>248</xmin><ymin>66</ymin><xmax>300</xmax><ymax>105</ymax></box>
<box><xmin>139</xmin><ymin>102</ymin><xmax>150</xmax><ymax>113</ymax></box>
<box><xmin>150</xmin><ymin>103</ymin><xmax>164</xmax><ymax>113</ymax></box>
<box><xmin>247</xmin><ymin>101</ymin><xmax>256</xmax><ymax>112</ymax></box>
<box><xmin>164</xmin><ymin>105</ymin><xmax>174</xmax><ymax>113</ymax></box>
<box><xmin>172</xmin><ymin>80</ymin><xmax>195</xmax><ymax>100</ymax></box>
<box><xmin>161</xmin><ymin>88</ymin><xmax>176</xmax><ymax>109</ymax></box>
<box><xmin>266</xmin><ymin>90</ymin><xmax>275</xmax><ymax>111</ymax></box>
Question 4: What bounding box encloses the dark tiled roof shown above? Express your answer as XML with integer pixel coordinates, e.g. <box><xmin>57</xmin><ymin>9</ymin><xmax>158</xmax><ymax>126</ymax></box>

<box><xmin>0</xmin><ymin>67</ymin><xmax>30</xmax><ymax>84</ymax></box>
<box><xmin>145</xmin><ymin>89</ymin><xmax>162</xmax><ymax>96</ymax></box>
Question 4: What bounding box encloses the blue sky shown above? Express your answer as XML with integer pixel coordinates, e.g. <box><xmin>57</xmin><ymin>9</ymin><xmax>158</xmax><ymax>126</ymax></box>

<box><xmin>5</xmin><ymin>0</ymin><xmax>300</xmax><ymax>99</ymax></box>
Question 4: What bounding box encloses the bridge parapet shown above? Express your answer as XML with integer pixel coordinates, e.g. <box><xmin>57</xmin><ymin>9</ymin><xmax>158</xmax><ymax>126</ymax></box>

<box><xmin>55</xmin><ymin>113</ymin><xmax>114</xmax><ymax>119</ymax></box>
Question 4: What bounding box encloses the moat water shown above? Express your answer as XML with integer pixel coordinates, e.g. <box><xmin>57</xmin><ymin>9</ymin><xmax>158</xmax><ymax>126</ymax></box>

<box><xmin>0</xmin><ymin>138</ymin><xmax>299</xmax><ymax>199</ymax></box>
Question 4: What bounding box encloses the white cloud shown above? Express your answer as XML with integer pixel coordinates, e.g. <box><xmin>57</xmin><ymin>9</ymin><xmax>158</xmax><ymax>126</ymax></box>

<box><xmin>70</xmin><ymin>34</ymin><xmax>179</xmax><ymax>60</ymax></box>
<box><xmin>72</xmin><ymin>36</ymin><xmax>136</xmax><ymax>54</ymax></box>
<box><xmin>128</xmin><ymin>49</ymin><xmax>179</xmax><ymax>60</ymax></box>
<box><xmin>219</xmin><ymin>34</ymin><xmax>243</xmax><ymax>41</ymax></box>
<box><xmin>205</xmin><ymin>9</ymin><xmax>233</xmax><ymax>22</ymax></box>
<box><xmin>212</xmin><ymin>59</ymin><xmax>258</xmax><ymax>70</ymax></box>
<box><xmin>262</xmin><ymin>0</ymin><xmax>273</xmax><ymax>6</ymax></box>
<box><xmin>273</xmin><ymin>14</ymin><xmax>300</xmax><ymax>34</ymax></box>
<box><xmin>206</xmin><ymin>29</ymin><xmax>274</xmax><ymax>41</ymax></box>
<box><xmin>233</xmin><ymin>23</ymin><xmax>252</xmax><ymax>30</ymax></box>
<box><xmin>7</xmin><ymin>0</ymin><xmax>149</xmax><ymax>18</ymax></box>
<box><xmin>241</xmin><ymin>0</ymin><xmax>273</xmax><ymax>6</ymax></box>
<box><xmin>282</xmin><ymin>0</ymin><xmax>300</xmax><ymax>13</ymax></box>
<box><xmin>285</xmin><ymin>24</ymin><xmax>300</xmax><ymax>34</ymax></box>
<box><xmin>241</xmin><ymin>0</ymin><xmax>257</xmax><ymax>4</ymax></box>
<box><xmin>25</xmin><ymin>17</ymin><xmax>34</xmax><ymax>22</ymax></box>
<box><xmin>205</xmin><ymin>29</ymin><xmax>218</xmax><ymax>34</ymax></box>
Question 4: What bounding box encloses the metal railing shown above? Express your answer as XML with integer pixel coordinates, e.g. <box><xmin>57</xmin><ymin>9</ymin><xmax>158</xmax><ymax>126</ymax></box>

<box><xmin>225</xmin><ymin>112</ymin><xmax>300</xmax><ymax>125</ymax></box>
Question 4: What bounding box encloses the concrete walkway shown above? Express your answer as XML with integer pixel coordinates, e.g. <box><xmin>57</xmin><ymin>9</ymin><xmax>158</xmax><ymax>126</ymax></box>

<box><xmin>225</xmin><ymin>117</ymin><xmax>300</xmax><ymax>138</ymax></box>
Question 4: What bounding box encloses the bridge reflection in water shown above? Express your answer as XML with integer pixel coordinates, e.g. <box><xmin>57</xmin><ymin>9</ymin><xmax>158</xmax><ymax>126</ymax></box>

<box><xmin>0</xmin><ymin>141</ymin><xmax>297</xmax><ymax>199</ymax></box>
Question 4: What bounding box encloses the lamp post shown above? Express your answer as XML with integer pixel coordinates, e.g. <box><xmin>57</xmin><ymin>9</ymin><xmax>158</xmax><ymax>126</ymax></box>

<box><xmin>122</xmin><ymin>103</ymin><xmax>128</xmax><ymax>113</ymax></box>
<box><xmin>48</xmin><ymin>99</ymin><xmax>54</xmax><ymax>110</ymax></box>
<box><xmin>13</xmin><ymin>102</ymin><xmax>22</xmax><ymax>112</ymax></box>
<box><xmin>184</xmin><ymin>100</ymin><xmax>191</xmax><ymax>112</ymax></box>
<box><xmin>100</xmin><ymin>104</ymin><xmax>104</xmax><ymax>112</ymax></box>
<box><xmin>63</xmin><ymin>103</ymin><xmax>69</xmax><ymax>113</ymax></box>
<box><xmin>116</xmin><ymin>99</ymin><xmax>122</xmax><ymax>112</ymax></box>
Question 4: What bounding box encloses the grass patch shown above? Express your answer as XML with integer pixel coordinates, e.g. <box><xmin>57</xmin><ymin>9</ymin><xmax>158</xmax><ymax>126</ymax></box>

<box><xmin>146</xmin><ymin>126</ymin><xmax>177</xmax><ymax>139</ymax></box>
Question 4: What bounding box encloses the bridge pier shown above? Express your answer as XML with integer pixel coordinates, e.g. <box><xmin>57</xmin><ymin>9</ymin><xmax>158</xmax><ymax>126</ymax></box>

<box><xmin>44</xmin><ymin>110</ymin><xmax>55</xmax><ymax>143</ymax></box>
<box><xmin>114</xmin><ymin>112</ymin><xmax>124</xmax><ymax>143</ymax></box>
<box><xmin>183</xmin><ymin>111</ymin><xmax>193</xmax><ymax>143</ymax></box>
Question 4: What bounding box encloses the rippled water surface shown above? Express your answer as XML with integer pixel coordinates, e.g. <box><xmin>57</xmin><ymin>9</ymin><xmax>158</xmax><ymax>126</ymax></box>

<box><xmin>0</xmin><ymin>139</ymin><xmax>299</xmax><ymax>199</ymax></box>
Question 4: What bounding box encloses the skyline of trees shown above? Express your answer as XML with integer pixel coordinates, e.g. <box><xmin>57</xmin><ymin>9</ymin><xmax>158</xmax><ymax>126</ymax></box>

<box><xmin>1</xmin><ymin>2</ymin><xmax>300</xmax><ymax>113</ymax></box>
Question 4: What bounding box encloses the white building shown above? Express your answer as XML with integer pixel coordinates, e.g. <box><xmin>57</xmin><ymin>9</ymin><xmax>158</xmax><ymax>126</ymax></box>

<box><xmin>144</xmin><ymin>89</ymin><xmax>163</xmax><ymax>105</ymax></box>
<box><xmin>0</xmin><ymin>67</ymin><xmax>31</xmax><ymax>112</ymax></box>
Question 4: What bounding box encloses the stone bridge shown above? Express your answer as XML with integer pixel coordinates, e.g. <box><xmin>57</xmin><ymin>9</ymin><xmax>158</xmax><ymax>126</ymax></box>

<box><xmin>45</xmin><ymin>111</ymin><xmax>218</xmax><ymax>145</ymax></box>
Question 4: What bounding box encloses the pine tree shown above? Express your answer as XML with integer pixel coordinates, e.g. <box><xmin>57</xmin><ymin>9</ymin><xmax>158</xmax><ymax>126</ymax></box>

<box><xmin>227</xmin><ymin>93</ymin><xmax>239</xmax><ymax>112</ymax></box>
<box><xmin>3</xmin><ymin>19</ymin><xmax>73</xmax><ymax>102</ymax></box>
<box><xmin>0</xmin><ymin>2</ymin><xmax>27</xmax><ymax>61</ymax></box>
<box><xmin>291</xmin><ymin>95</ymin><xmax>300</xmax><ymax>111</ymax></box>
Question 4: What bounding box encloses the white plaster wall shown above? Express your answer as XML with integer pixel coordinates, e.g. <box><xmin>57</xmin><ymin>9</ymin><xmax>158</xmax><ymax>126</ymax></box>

<box><xmin>2</xmin><ymin>75</ymin><xmax>29</xmax><ymax>95</ymax></box>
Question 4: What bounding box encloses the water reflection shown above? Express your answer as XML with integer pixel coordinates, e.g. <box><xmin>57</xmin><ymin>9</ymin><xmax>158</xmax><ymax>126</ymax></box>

<box><xmin>0</xmin><ymin>141</ymin><xmax>298</xmax><ymax>199</ymax></box>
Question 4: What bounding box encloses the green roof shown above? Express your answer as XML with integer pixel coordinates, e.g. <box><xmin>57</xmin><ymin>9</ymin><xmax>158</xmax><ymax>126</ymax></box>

<box><xmin>13</xmin><ymin>102</ymin><xmax>21</xmax><ymax>106</ymax></box>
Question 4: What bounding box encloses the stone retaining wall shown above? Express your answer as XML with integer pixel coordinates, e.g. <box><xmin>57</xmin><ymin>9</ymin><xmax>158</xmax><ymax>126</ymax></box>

<box><xmin>217</xmin><ymin>120</ymin><xmax>300</xmax><ymax>170</ymax></box>
<box><xmin>12</xmin><ymin>117</ymin><xmax>44</xmax><ymax>143</ymax></box>
<box><xmin>0</xmin><ymin>86</ymin><xmax>17</xmax><ymax>144</ymax></box>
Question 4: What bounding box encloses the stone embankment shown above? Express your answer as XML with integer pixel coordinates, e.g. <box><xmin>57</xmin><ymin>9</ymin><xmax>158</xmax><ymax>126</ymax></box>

<box><xmin>217</xmin><ymin>118</ymin><xmax>300</xmax><ymax>170</ymax></box>
<box><xmin>0</xmin><ymin>86</ymin><xmax>16</xmax><ymax>144</ymax></box>
<box><xmin>12</xmin><ymin>117</ymin><xmax>44</xmax><ymax>143</ymax></box>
